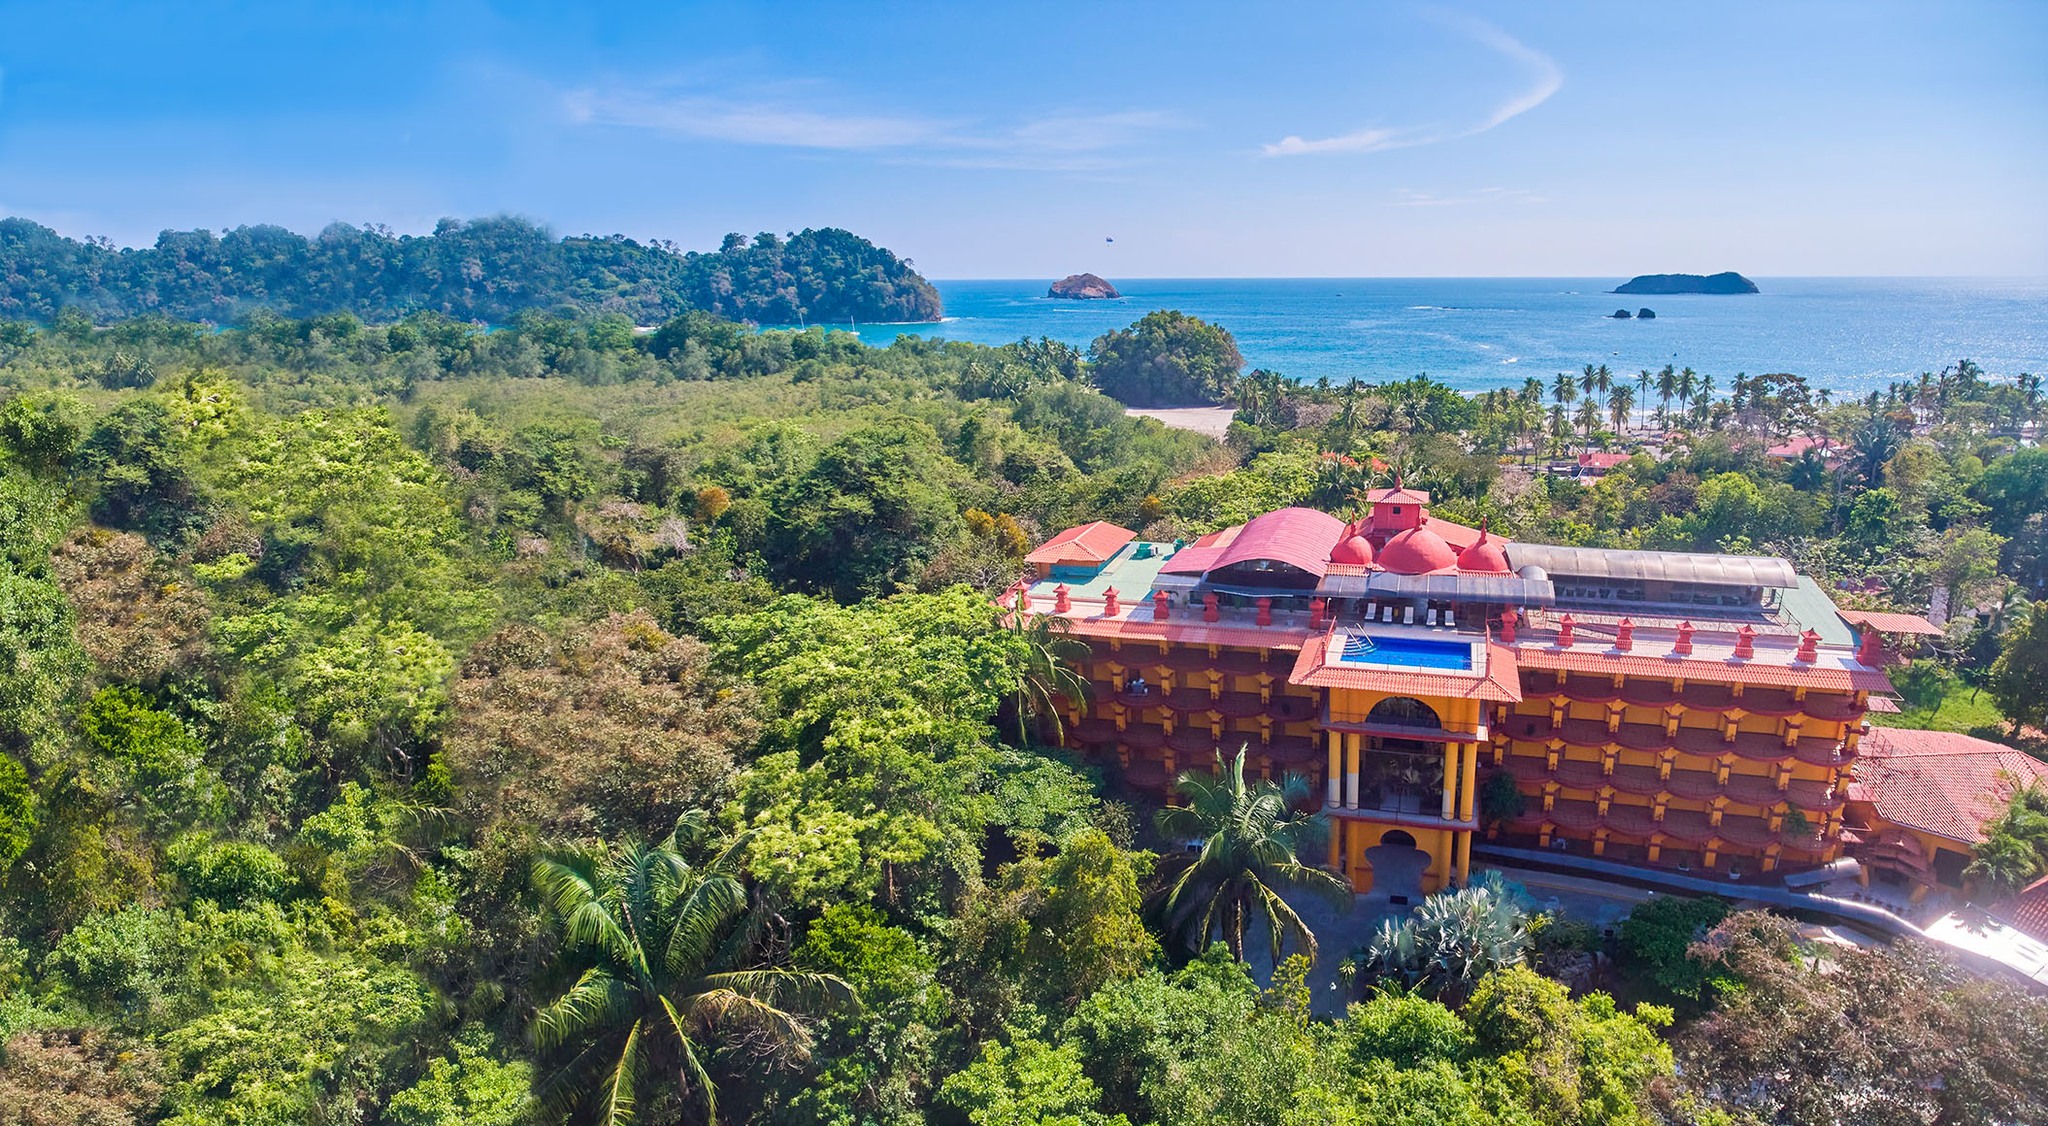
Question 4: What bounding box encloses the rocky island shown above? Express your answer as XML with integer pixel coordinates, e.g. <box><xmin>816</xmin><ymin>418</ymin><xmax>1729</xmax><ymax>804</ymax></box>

<box><xmin>1048</xmin><ymin>272</ymin><xmax>1121</xmax><ymax>300</ymax></box>
<box><xmin>1613</xmin><ymin>271</ymin><xmax>1759</xmax><ymax>295</ymax></box>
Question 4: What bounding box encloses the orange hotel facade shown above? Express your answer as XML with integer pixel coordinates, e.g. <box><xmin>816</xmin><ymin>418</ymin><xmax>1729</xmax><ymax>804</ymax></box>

<box><xmin>1010</xmin><ymin>490</ymin><xmax>1911</xmax><ymax>894</ymax></box>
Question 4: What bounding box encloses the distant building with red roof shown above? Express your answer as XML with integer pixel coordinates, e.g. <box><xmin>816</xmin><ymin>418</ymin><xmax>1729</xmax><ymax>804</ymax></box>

<box><xmin>1575</xmin><ymin>451</ymin><xmax>1632</xmax><ymax>477</ymax></box>
<box><xmin>1765</xmin><ymin>435</ymin><xmax>1845</xmax><ymax>463</ymax></box>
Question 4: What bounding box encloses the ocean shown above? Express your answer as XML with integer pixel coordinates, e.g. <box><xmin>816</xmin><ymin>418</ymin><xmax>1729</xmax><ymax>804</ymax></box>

<box><xmin>810</xmin><ymin>277</ymin><xmax>2048</xmax><ymax>397</ymax></box>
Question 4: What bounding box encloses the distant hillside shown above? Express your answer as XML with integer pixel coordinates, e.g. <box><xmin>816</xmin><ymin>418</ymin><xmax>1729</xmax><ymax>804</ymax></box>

<box><xmin>1613</xmin><ymin>272</ymin><xmax>1759</xmax><ymax>295</ymax></box>
<box><xmin>0</xmin><ymin>217</ymin><xmax>942</xmax><ymax>325</ymax></box>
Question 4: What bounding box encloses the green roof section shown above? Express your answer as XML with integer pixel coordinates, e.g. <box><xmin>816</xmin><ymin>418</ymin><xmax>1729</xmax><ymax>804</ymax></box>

<box><xmin>1777</xmin><ymin>574</ymin><xmax>1857</xmax><ymax>647</ymax></box>
<box><xmin>1027</xmin><ymin>542</ymin><xmax>1174</xmax><ymax>599</ymax></box>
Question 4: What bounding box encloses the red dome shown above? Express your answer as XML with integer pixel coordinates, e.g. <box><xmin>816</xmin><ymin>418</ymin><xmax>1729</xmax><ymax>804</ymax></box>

<box><xmin>1456</xmin><ymin>531</ymin><xmax>1510</xmax><ymax>573</ymax></box>
<box><xmin>1378</xmin><ymin>526</ymin><xmax>1458</xmax><ymax>574</ymax></box>
<box><xmin>1329</xmin><ymin>534</ymin><xmax>1374</xmax><ymax>566</ymax></box>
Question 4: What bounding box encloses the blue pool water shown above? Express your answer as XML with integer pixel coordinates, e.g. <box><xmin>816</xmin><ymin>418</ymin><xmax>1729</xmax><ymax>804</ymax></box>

<box><xmin>1340</xmin><ymin>634</ymin><xmax>1474</xmax><ymax>671</ymax></box>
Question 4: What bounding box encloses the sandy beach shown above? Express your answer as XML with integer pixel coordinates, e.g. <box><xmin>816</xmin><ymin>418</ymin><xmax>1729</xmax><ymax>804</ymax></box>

<box><xmin>1124</xmin><ymin>405</ymin><xmax>1236</xmax><ymax>438</ymax></box>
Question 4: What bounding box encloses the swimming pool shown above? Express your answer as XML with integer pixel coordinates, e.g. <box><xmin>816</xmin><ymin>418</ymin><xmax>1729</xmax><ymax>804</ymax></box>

<box><xmin>1339</xmin><ymin>634</ymin><xmax>1474</xmax><ymax>671</ymax></box>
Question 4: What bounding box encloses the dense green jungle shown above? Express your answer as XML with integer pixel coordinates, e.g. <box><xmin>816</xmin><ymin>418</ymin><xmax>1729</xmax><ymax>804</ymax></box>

<box><xmin>0</xmin><ymin>294</ymin><xmax>2044</xmax><ymax>1125</ymax></box>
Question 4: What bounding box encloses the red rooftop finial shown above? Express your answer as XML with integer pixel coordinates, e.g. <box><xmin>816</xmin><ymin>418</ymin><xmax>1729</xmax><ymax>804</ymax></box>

<box><xmin>1557</xmin><ymin>614</ymin><xmax>1575</xmax><ymax>648</ymax></box>
<box><xmin>1674</xmin><ymin>620</ymin><xmax>1695</xmax><ymax>656</ymax></box>
<box><xmin>1733</xmin><ymin>624</ymin><xmax>1756</xmax><ymax>659</ymax></box>
<box><xmin>1499</xmin><ymin>610</ymin><xmax>1517</xmax><ymax>643</ymax></box>
<box><xmin>1103</xmin><ymin>587</ymin><xmax>1121</xmax><ymax>616</ymax></box>
<box><xmin>1053</xmin><ymin>583</ymin><xmax>1072</xmax><ymax>614</ymax></box>
<box><xmin>1152</xmin><ymin>589</ymin><xmax>1170</xmax><ymax>619</ymax></box>
<box><xmin>1309</xmin><ymin>597</ymin><xmax>1327</xmax><ymax>629</ymax></box>
<box><xmin>1256</xmin><ymin>596</ymin><xmax>1273</xmax><ymax>627</ymax></box>
<box><xmin>1856</xmin><ymin>628</ymin><xmax>1882</xmax><ymax>665</ymax></box>
<box><xmin>1794</xmin><ymin>628</ymin><xmax>1818</xmax><ymax>663</ymax></box>
<box><xmin>1202</xmin><ymin>592</ymin><xmax>1220</xmax><ymax>623</ymax></box>
<box><xmin>1615</xmin><ymin>617</ymin><xmax>1634</xmax><ymax>651</ymax></box>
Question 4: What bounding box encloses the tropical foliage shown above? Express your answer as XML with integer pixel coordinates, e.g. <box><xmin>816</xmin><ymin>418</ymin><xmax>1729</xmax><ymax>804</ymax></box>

<box><xmin>0</xmin><ymin>217</ymin><xmax>942</xmax><ymax>325</ymax></box>
<box><xmin>0</xmin><ymin>297</ymin><xmax>2042</xmax><ymax>1123</ymax></box>
<box><xmin>1362</xmin><ymin>871</ymin><xmax>1533</xmax><ymax>1003</ymax></box>
<box><xmin>530</xmin><ymin>818</ymin><xmax>851</xmax><ymax>1123</ymax></box>
<box><xmin>1152</xmin><ymin>749</ymin><xmax>1350</xmax><ymax>962</ymax></box>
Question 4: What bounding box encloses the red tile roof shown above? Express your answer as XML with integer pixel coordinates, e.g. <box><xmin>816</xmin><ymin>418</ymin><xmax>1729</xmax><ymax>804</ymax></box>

<box><xmin>1856</xmin><ymin>727</ymin><xmax>2048</xmax><ymax>845</ymax></box>
<box><xmin>1364</xmin><ymin>486</ymin><xmax>1431</xmax><ymax>505</ymax></box>
<box><xmin>1058</xmin><ymin>610</ymin><xmax>1312</xmax><ymax>652</ymax></box>
<box><xmin>1839</xmin><ymin>609</ymin><xmax>1944</xmax><ymax>636</ymax></box>
<box><xmin>2002</xmin><ymin>875</ymin><xmax>2048</xmax><ymax>944</ymax></box>
<box><xmin>1577</xmin><ymin>451</ymin><xmax>1631</xmax><ymax>470</ymax></box>
<box><xmin>1513</xmin><ymin>644</ymin><xmax>1894</xmax><ymax>692</ymax></box>
<box><xmin>1765</xmin><ymin>435</ymin><xmax>1841</xmax><ymax>459</ymax></box>
<box><xmin>1209</xmin><ymin>506</ymin><xmax>1347</xmax><ymax>578</ymax></box>
<box><xmin>1025</xmin><ymin>520</ymin><xmax>1136</xmax><ymax>566</ymax></box>
<box><xmin>1288</xmin><ymin>634</ymin><xmax>1523</xmax><ymax>702</ymax></box>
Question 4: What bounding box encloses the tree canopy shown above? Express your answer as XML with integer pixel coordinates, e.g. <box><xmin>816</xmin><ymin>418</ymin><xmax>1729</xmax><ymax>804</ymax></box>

<box><xmin>0</xmin><ymin>217</ymin><xmax>942</xmax><ymax>326</ymax></box>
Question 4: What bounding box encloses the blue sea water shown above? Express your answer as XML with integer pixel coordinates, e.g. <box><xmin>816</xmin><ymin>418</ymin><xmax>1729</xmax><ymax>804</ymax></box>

<box><xmin>819</xmin><ymin>277</ymin><xmax>2048</xmax><ymax>396</ymax></box>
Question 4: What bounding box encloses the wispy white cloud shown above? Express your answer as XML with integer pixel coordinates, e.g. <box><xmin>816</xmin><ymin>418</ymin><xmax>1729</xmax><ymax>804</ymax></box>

<box><xmin>563</xmin><ymin>84</ymin><xmax>1183</xmax><ymax>170</ymax></box>
<box><xmin>1392</xmin><ymin>186</ymin><xmax>1547</xmax><ymax>207</ymax></box>
<box><xmin>564</xmin><ymin>88</ymin><xmax>942</xmax><ymax>150</ymax></box>
<box><xmin>1262</xmin><ymin>16</ymin><xmax>1561</xmax><ymax>157</ymax></box>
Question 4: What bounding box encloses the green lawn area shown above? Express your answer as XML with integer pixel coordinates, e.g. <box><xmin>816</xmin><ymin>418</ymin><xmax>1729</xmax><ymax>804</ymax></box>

<box><xmin>1871</xmin><ymin>660</ymin><xmax>2010</xmax><ymax>735</ymax></box>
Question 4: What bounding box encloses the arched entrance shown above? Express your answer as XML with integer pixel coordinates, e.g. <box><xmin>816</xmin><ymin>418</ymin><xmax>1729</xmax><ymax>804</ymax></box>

<box><xmin>1367</xmin><ymin>696</ymin><xmax>1442</xmax><ymax>730</ymax></box>
<box><xmin>1363</xmin><ymin>829</ymin><xmax>1430</xmax><ymax>904</ymax></box>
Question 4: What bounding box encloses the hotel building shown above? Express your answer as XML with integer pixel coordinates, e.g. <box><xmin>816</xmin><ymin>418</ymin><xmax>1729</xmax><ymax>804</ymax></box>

<box><xmin>1014</xmin><ymin>489</ymin><xmax>1917</xmax><ymax>895</ymax></box>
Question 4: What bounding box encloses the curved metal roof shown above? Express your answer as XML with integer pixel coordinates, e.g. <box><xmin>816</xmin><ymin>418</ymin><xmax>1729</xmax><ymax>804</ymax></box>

<box><xmin>1503</xmin><ymin>543</ymin><xmax>1797</xmax><ymax>589</ymax></box>
<box><xmin>1207</xmin><ymin>506</ymin><xmax>1346</xmax><ymax>579</ymax></box>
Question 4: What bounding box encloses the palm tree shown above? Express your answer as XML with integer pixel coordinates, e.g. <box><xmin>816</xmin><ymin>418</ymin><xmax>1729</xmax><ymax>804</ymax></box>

<box><xmin>1656</xmin><ymin>364</ymin><xmax>1678</xmax><ymax>430</ymax></box>
<box><xmin>1608</xmin><ymin>383</ymin><xmax>1635</xmax><ymax>437</ymax></box>
<box><xmin>532</xmin><ymin>820</ymin><xmax>852</xmax><ymax>1125</ymax></box>
<box><xmin>1551</xmin><ymin>372</ymin><xmax>1578</xmax><ymax>412</ymax></box>
<box><xmin>1634</xmin><ymin>369</ymin><xmax>1653</xmax><ymax>423</ymax></box>
<box><xmin>1007</xmin><ymin>611</ymin><xmax>1092</xmax><ymax>744</ymax></box>
<box><xmin>1579</xmin><ymin>363</ymin><xmax>1598</xmax><ymax>400</ymax></box>
<box><xmin>1574</xmin><ymin>398</ymin><xmax>1601</xmax><ymax>444</ymax></box>
<box><xmin>1153</xmin><ymin>748</ymin><xmax>1351</xmax><ymax>964</ymax></box>
<box><xmin>1693</xmin><ymin>374</ymin><xmax>1717</xmax><ymax>426</ymax></box>
<box><xmin>1853</xmin><ymin>416</ymin><xmax>1902</xmax><ymax>486</ymax></box>
<box><xmin>1966</xmin><ymin>833</ymin><xmax>2042</xmax><ymax>895</ymax></box>
<box><xmin>1675</xmin><ymin>367</ymin><xmax>1698</xmax><ymax>422</ymax></box>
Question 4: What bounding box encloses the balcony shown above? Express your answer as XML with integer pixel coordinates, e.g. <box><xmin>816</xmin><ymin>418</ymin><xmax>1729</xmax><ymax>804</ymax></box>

<box><xmin>1802</xmin><ymin>694</ymin><xmax>1867</xmax><ymax>722</ymax></box>
<box><xmin>1074</xmin><ymin>718</ymin><xmax>1119</xmax><ymax>746</ymax></box>
<box><xmin>1496</xmin><ymin>759</ymin><xmax>1845</xmax><ymax>819</ymax></box>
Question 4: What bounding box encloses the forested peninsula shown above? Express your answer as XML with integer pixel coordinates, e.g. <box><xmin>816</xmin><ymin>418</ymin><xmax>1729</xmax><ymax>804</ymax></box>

<box><xmin>0</xmin><ymin>217</ymin><xmax>943</xmax><ymax>326</ymax></box>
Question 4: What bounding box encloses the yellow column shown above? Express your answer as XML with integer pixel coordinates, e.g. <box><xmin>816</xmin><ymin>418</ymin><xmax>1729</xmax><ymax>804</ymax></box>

<box><xmin>1344</xmin><ymin>734</ymin><xmax>1361</xmax><ymax>808</ymax></box>
<box><xmin>1327</xmin><ymin>817</ymin><xmax>1341</xmax><ymax>868</ymax></box>
<box><xmin>1441</xmin><ymin>743</ymin><xmax>1459</xmax><ymax>820</ymax></box>
<box><xmin>1326</xmin><ymin>731</ymin><xmax>1342</xmax><ymax>806</ymax></box>
<box><xmin>1458</xmin><ymin>743</ymin><xmax>1478</xmax><ymax>822</ymax></box>
<box><xmin>1454</xmin><ymin>830</ymin><xmax>1472</xmax><ymax>884</ymax></box>
<box><xmin>1425</xmin><ymin>830</ymin><xmax>1450</xmax><ymax>889</ymax></box>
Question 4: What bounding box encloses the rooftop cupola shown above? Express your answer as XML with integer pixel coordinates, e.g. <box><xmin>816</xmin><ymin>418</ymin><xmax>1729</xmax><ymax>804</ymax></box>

<box><xmin>1329</xmin><ymin>520</ymin><xmax>1375</xmax><ymax>566</ymax></box>
<box><xmin>1456</xmin><ymin>522</ymin><xmax>1510</xmax><ymax>573</ymax></box>
<box><xmin>1363</xmin><ymin>479</ymin><xmax>1431</xmax><ymax>536</ymax></box>
<box><xmin>1378</xmin><ymin>525</ymin><xmax>1458</xmax><ymax>574</ymax></box>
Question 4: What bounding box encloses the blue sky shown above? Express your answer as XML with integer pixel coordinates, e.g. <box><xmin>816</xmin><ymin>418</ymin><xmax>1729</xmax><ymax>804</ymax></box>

<box><xmin>2</xmin><ymin>1</ymin><xmax>2043</xmax><ymax>277</ymax></box>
